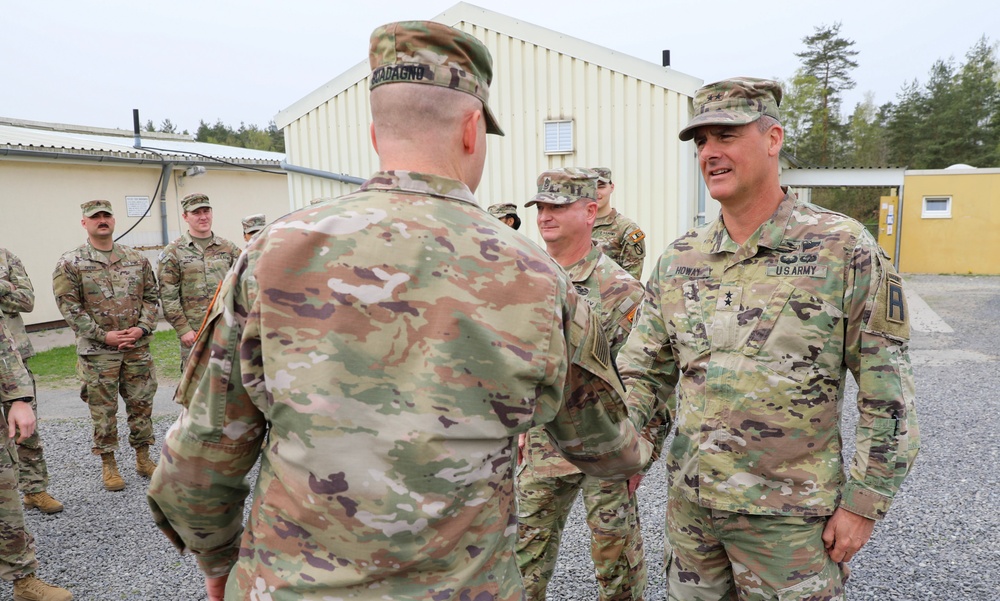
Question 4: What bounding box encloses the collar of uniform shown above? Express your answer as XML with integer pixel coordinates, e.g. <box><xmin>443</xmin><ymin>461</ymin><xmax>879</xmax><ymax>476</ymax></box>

<box><xmin>360</xmin><ymin>170</ymin><xmax>479</xmax><ymax>207</ymax></box>
<box><xmin>564</xmin><ymin>241</ymin><xmax>603</xmax><ymax>283</ymax></box>
<box><xmin>755</xmin><ymin>192</ymin><xmax>796</xmax><ymax>251</ymax></box>
<box><xmin>85</xmin><ymin>240</ymin><xmax>119</xmax><ymax>264</ymax></box>
<box><xmin>703</xmin><ymin>191</ymin><xmax>795</xmax><ymax>256</ymax></box>
<box><xmin>181</xmin><ymin>231</ymin><xmax>221</xmax><ymax>248</ymax></box>
<box><xmin>593</xmin><ymin>208</ymin><xmax>619</xmax><ymax>227</ymax></box>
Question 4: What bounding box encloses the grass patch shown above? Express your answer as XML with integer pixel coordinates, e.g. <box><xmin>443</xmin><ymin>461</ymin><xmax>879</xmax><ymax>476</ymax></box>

<box><xmin>28</xmin><ymin>330</ymin><xmax>182</xmax><ymax>389</ymax></box>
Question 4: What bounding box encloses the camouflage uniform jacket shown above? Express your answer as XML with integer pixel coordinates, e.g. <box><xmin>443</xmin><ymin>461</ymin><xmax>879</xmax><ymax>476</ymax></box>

<box><xmin>147</xmin><ymin>170</ymin><xmax>653</xmax><ymax>600</ymax></box>
<box><xmin>0</xmin><ymin>319</ymin><xmax>33</xmax><ymax>406</ymax></box>
<box><xmin>618</xmin><ymin>193</ymin><xmax>919</xmax><ymax>521</ymax></box>
<box><xmin>157</xmin><ymin>232</ymin><xmax>239</xmax><ymax>337</ymax></box>
<box><xmin>525</xmin><ymin>244</ymin><xmax>644</xmax><ymax>478</ymax></box>
<box><xmin>593</xmin><ymin>208</ymin><xmax>646</xmax><ymax>280</ymax></box>
<box><xmin>52</xmin><ymin>242</ymin><xmax>159</xmax><ymax>355</ymax></box>
<box><xmin>0</xmin><ymin>248</ymin><xmax>35</xmax><ymax>359</ymax></box>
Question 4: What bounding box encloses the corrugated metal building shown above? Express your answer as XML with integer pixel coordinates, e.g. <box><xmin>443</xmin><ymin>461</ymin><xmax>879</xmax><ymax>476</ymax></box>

<box><xmin>274</xmin><ymin>1</ymin><xmax>707</xmax><ymax>279</ymax></box>
<box><xmin>0</xmin><ymin>117</ymin><xmax>290</xmax><ymax>326</ymax></box>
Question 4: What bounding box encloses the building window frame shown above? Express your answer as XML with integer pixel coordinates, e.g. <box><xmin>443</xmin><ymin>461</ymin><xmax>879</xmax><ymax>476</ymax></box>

<box><xmin>543</xmin><ymin>120</ymin><xmax>574</xmax><ymax>155</ymax></box>
<box><xmin>921</xmin><ymin>196</ymin><xmax>952</xmax><ymax>219</ymax></box>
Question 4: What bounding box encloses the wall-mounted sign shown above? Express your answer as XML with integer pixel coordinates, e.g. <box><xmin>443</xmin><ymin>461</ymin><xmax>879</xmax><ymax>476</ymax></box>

<box><xmin>126</xmin><ymin>196</ymin><xmax>152</xmax><ymax>217</ymax></box>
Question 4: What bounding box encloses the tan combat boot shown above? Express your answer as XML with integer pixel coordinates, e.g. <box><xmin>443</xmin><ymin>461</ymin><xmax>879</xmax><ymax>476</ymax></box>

<box><xmin>135</xmin><ymin>444</ymin><xmax>157</xmax><ymax>478</ymax></box>
<box><xmin>23</xmin><ymin>491</ymin><xmax>64</xmax><ymax>514</ymax></box>
<box><xmin>13</xmin><ymin>574</ymin><xmax>73</xmax><ymax>601</ymax></box>
<box><xmin>100</xmin><ymin>453</ymin><xmax>125</xmax><ymax>491</ymax></box>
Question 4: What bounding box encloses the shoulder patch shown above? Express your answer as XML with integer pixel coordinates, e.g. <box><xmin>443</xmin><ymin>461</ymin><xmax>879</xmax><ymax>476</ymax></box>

<box><xmin>589</xmin><ymin>309</ymin><xmax>611</xmax><ymax>370</ymax></box>
<box><xmin>627</xmin><ymin>228</ymin><xmax>645</xmax><ymax>244</ymax></box>
<box><xmin>867</xmin><ymin>259</ymin><xmax>910</xmax><ymax>341</ymax></box>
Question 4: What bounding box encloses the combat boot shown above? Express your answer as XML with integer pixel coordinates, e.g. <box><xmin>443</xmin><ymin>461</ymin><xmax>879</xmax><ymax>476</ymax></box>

<box><xmin>23</xmin><ymin>491</ymin><xmax>64</xmax><ymax>514</ymax></box>
<box><xmin>135</xmin><ymin>444</ymin><xmax>157</xmax><ymax>478</ymax></box>
<box><xmin>100</xmin><ymin>453</ymin><xmax>125</xmax><ymax>491</ymax></box>
<box><xmin>13</xmin><ymin>574</ymin><xmax>73</xmax><ymax>601</ymax></box>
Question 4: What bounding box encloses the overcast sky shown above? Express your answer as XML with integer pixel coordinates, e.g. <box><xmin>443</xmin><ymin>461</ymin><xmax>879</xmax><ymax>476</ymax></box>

<box><xmin>4</xmin><ymin>0</ymin><xmax>996</xmax><ymax>134</ymax></box>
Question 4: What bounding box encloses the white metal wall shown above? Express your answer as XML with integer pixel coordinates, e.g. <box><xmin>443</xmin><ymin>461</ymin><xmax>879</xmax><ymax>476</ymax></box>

<box><xmin>281</xmin><ymin>22</ymin><xmax>698</xmax><ymax>280</ymax></box>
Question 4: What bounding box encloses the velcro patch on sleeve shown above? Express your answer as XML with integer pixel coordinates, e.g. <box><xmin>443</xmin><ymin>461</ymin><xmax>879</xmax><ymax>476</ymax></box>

<box><xmin>589</xmin><ymin>310</ymin><xmax>611</xmax><ymax>370</ymax></box>
<box><xmin>867</xmin><ymin>260</ymin><xmax>910</xmax><ymax>341</ymax></box>
<box><xmin>628</xmin><ymin>229</ymin><xmax>646</xmax><ymax>244</ymax></box>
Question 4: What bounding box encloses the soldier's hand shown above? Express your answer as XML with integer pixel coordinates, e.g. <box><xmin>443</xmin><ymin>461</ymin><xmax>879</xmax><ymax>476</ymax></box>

<box><xmin>517</xmin><ymin>433</ymin><xmax>526</xmax><ymax>465</ymax></box>
<box><xmin>822</xmin><ymin>507</ymin><xmax>875</xmax><ymax>563</ymax></box>
<box><xmin>105</xmin><ymin>330</ymin><xmax>125</xmax><ymax>347</ymax></box>
<box><xmin>205</xmin><ymin>574</ymin><xmax>227</xmax><ymax>601</ymax></box>
<box><xmin>180</xmin><ymin>330</ymin><xmax>197</xmax><ymax>347</ymax></box>
<box><xmin>7</xmin><ymin>400</ymin><xmax>35</xmax><ymax>443</ymax></box>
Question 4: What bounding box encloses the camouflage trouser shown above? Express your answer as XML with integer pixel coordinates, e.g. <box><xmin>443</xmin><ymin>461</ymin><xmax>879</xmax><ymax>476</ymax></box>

<box><xmin>0</xmin><ymin>409</ymin><xmax>38</xmax><ymax>581</ymax></box>
<box><xmin>665</xmin><ymin>493</ymin><xmax>846</xmax><ymax>601</ymax></box>
<box><xmin>77</xmin><ymin>349</ymin><xmax>157</xmax><ymax>455</ymax></box>
<box><xmin>16</xmin><ymin>368</ymin><xmax>49</xmax><ymax>495</ymax></box>
<box><xmin>516</xmin><ymin>466</ymin><xmax>646</xmax><ymax>601</ymax></box>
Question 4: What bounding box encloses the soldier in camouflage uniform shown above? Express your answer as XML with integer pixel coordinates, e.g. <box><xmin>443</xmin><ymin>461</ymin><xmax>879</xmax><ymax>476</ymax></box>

<box><xmin>0</xmin><ymin>248</ymin><xmax>63</xmax><ymax>514</ymax></box>
<box><xmin>0</xmin><ymin>319</ymin><xmax>73</xmax><ymax>600</ymax></box>
<box><xmin>240</xmin><ymin>213</ymin><xmax>266</xmax><ymax>245</ymax></box>
<box><xmin>618</xmin><ymin>78</ymin><xmax>920</xmax><ymax>600</ymax></box>
<box><xmin>148</xmin><ymin>21</ymin><xmax>653</xmax><ymax>601</ymax></box>
<box><xmin>590</xmin><ymin>168</ymin><xmax>646</xmax><ymax>280</ymax></box>
<box><xmin>157</xmin><ymin>194</ymin><xmax>239</xmax><ymax>366</ymax></box>
<box><xmin>52</xmin><ymin>200</ymin><xmax>160</xmax><ymax>492</ymax></box>
<box><xmin>516</xmin><ymin>168</ymin><xmax>648</xmax><ymax>601</ymax></box>
<box><xmin>488</xmin><ymin>203</ymin><xmax>521</xmax><ymax>229</ymax></box>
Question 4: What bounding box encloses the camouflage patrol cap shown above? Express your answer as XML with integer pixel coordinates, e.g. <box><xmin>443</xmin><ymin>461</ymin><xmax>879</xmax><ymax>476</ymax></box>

<box><xmin>679</xmin><ymin>77</ymin><xmax>783</xmax><ymax>141</ymax></box>
<box><xmin>487</xmin><ymin>203</ymin><xmax>518</xmax><ymax>218</ymax></box>
<box><xmin>591</xmin><ymin>167</ymin><xmax>612</xmax><ymax>183</ymax></box>
<box><xmin>241</xmin><ymin>213</ymin><xmax>266</xmax><ymax>235</ymax></box>
<box><xmin>369</xmin><ymin>20</ymin><xmax>504</xmax><ymax>136</ymax></box>
<box><xmin>181</xmin><ymin>193</ymin><xmax>211</xmax><ymax>213</ymax></box>
<box><xmin>524</xmin><ymin>168</ymin><xmax>598</xmax><ymax>207</ymax></box>
<box><xmin>81</xmin><ymin>199</ymin><xmax>113</xmax><ymax>217</ymax></box>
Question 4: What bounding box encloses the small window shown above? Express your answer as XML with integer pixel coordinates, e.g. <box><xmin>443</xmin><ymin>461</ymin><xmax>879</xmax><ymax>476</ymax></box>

<box><xmin>544</xmin><ymin>120</ymin><xmax>573</xmax><ymax>154</ymax></box>
<box><xmin>921</xmin><ymin>196</ymin><xmax>951</xmax><ymax>219</ymax></box>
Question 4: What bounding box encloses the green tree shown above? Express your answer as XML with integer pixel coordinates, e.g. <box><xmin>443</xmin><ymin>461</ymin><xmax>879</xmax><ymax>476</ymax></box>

<box><xmin>794</xmin><ymin>22</ymin><xmax>859</xmax><ymax>165</ymax></box>
<box><xmin>885</xmin><ymin>79</ymin><xmax>926</xmax><ymax>168</ymax></box>
<box><xmin>953</xmin><ymin>37</ymin><xmax>1000</xmax><ymax>167</ymax></box>
<box><xmin>846</xmin><ymin>92</ymin><xmax>889</xmax><ymax>167</ymax></box>
<box><xmin>779</xmin><ymin>71</ymin><xmax>823</xmax><ymax>164</ymax></box>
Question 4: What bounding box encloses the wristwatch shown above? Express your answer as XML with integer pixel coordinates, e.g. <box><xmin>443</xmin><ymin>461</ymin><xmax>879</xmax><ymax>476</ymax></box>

<box><xmin>138</xmin><ymin>326</ymin><xmax>151</xmax><ymax>337</ymax></box>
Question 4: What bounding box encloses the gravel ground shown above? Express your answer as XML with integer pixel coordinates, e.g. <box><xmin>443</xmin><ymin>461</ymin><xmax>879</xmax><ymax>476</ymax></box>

<box><xmin>2</xmin><ymin>274</ymin><xmax>996</xmax><ymax>600</ymax></box>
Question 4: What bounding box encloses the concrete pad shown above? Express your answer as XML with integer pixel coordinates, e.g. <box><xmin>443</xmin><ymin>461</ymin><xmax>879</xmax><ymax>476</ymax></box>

<box><xmin>905</xmin><ymin>288</ymin><xmax>953</xmax><ymax>333</ymax></box>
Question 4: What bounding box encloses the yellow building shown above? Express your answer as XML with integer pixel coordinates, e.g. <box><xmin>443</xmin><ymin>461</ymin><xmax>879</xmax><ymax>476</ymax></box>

<box><xmin>890</xmin><ymin>167</ymin><xmax>1000</xmax><ymax>275</ymax></box>
<box><xmin>1</xmin><ymin>117</ymin><xmax>290</xmax><ymax>327</ymax></box>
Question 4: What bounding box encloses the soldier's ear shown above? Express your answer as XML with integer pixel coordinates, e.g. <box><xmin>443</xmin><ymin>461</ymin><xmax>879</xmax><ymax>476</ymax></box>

<box><xmin>462</xmin><ymin>109</ymin><xmax>483</xmax><ymax>156</ymax></box>
<box><xmin>370</xmin><ymin>122</ymin><xmax>379</xmax><ymax>153</ymax></box>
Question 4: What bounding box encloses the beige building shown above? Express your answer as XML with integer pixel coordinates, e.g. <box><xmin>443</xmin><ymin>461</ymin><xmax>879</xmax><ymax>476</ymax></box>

<box><xmin>0</xmin><ymin>117</ymin><xmax>290</xmax><ymax>327</ymax></box>
<box><xmin>274</xmin><ymin>1</ymin><xmax>708</xmax><ymax>280</ymax></box>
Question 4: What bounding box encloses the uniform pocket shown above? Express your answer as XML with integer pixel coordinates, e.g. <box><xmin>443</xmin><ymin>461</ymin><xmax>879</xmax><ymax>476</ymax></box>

<box><xmin>744</xmin><ymin>281</ymin><xmax>845</xmax><ymax>380</ymax></box>
<box><xmin>775</xmin><ymin>557</ymin><xmax>844</xmax><ymax>600</ymax></box>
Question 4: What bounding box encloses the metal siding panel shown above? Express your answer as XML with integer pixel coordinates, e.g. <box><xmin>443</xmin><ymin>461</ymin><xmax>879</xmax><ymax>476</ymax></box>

<box><xmin>279</xmin><ymin>22</ymin><xmax>695</xmax><ymax>260</ymax></box>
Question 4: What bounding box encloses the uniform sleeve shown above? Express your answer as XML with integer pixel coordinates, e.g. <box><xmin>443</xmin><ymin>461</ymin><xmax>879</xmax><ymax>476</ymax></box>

<box><xmin>538</xmin><ymin>278</ymin><xmax>653</xmax><ymax>480</ymax></box>
<box><xmin>139</xmin><ymin>257</ymin><xmax>159</xmax><ymax>333</ymax></box>
<box><xmin>840</xmin><ymin>234</ymin><xmax>919</xmax><ymax>520</ymax></box>
<box><xmin>0</xmin><ymin>320</ymin><xmax>33</xmax><ymax>404</ymax></box>
<box><xmin>147</xmin><ymin>251</ymin><xmax>267</xmax><ymax>577</ymax></box>
<box><xmin>618</xmin><ymin>226</ymin><xmax>646</xmax><ymax>281</ymax></box>
<box><xmin>617</xmin><ymin>263</ymin><xmax>679</xmax><ymax>454</ymax></box>
<box><xmin>52</xmin><ymin>257</ymin><xmax>107</xmax><ymax>344</ymax></box>
<box><xmin>157</xmin><ymin>248</ymin><xmax>191</xmax><ymax>336</ymax></box>
<box><xmin>0</xmin><ymin>251</ymin><xmax>35</xmax><ymax>315</ymax></box>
